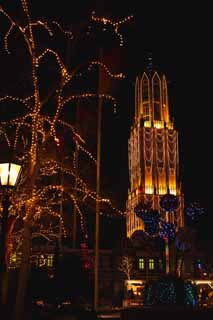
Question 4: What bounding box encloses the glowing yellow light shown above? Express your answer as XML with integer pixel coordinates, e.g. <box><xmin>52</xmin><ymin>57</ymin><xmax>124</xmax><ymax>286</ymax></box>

<box><xmin>145</xmin><ymin>186</ymin><xmax>154</xmax><ymax>194</ymax></box>
<box><xmin>0</xmin><ymin>163</ymin><xmax>21</xmax><ymax>186</ymax></box>
<box><xmin>0</xmin><ymin>163</ymin><xmax>9</xmax><ymax>185</ymax></box>
<box><xmin>144</xmin><ymin>120</ymin><xmax>151</xmax><ymax>127</ymax></box>
<box><xmin>153</xmin><ymin>120</ymin><xmax>164</xmax><ymax>129</ymax></box>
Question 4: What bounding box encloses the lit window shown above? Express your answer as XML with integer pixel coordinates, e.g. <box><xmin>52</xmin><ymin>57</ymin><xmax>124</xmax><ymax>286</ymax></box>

<box><xmin>9</xmin><ymin>253</ymin><xmax>17</xmax><ymax>269</ymax></box>
<box><xmin>139</xmin><ymin>258</ymin><xmax>145</xmax><ymax>270</ymax></box>
<box><xmin>47</xmin><ymin>254</ymin><xmax>54</xmax><ymax>268</ymax></box>
<box><xmin>149</xmin><ymin>259</ymin><xmax>155</xmax><ymax>270</ymax></box>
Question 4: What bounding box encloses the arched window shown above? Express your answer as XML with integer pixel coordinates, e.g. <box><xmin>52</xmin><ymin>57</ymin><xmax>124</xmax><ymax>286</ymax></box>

<box><xmin>139</xmin><ymin>258</ymin><xmax>145</xmax><ymax>270</ymax></box>
<box><xmin>152</xmin><ymin>73</ymin><xmax>161</xmax><ymax>121</ymax></box>
<box><xmin>141</xmin><ymin>73</ymin><xmax>150</xmax><ymax>120</ymax></box>
<box><xmin>149</xmin><ymin>258</ymin><xmax>155</xmax><ymax>270</ymax></box>
<box><xmin>142</xmin><ymin>74</ymin><xmax>149</xmax><ymax>102</ymax></box>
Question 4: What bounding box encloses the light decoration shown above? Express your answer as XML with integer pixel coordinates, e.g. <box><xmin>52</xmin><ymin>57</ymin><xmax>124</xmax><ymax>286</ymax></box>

<box><xmin>156</xmin><ymin>280</ymin><xmax>176</xmax><ymax>304</ymax></box>
<box><xmin>134</xmin><ymin>203</ymin><xmax>160</xmax><ymax>237</ymax></box>
<box><xmin>126</xmin><ymin>70</ymin><xmax>184</xmax><ymax>238</ymax></box>
<box><xmin>0</xmin><ymin>1</ymin><xmax>132</xmax><ymax>259</ymax></box>
<box><xmin>134</xmin><ymin>203</ymin><xmax>176</xmax><ymax>240</ymax></box>
<box><xmin>144</xmin><ymin>278</ymin><xmax>198</xmax><ymax>307</ymax></box>
<box><xmin>184</xmin><ymin>281</ymin><xmax>198</xmax><ymax>307</ymax></box>
<box><xmin>144</xmin><ymin>278</ymin><xmax>176</xmax><ymax>305</ymax></box>
<box><xmin>134</xmin><ymin>201</ymin><xmax>152</xmax><ymax>214</ymax></box>
<box><xmin>52</xmin><ymin>20</ymin><xmax>74</xmax><ymax>40</ymax></box>
<box><xmin>159</xmin><ymin>221</ymin><xmax>176</xmax><ymax>240</ymax></box>
<box><xmin>91</xmin><ymin>12</ymin><xmax>133</xmax><ymax>47</ymax></box>
<box><xmin>159</xmin><ymin>194</ymin><xmax>180</xmax><ymax>212</ymax></box>
<box><xmin>175</xmin><ymin>227</ymin><xmax>192</xmax><ymax>252</ymax></box>
<box><xmin>175</xmin><ymin>235</ymin><xmax>191</xmax><ymax>252</ymax></box>
<box><xmin>153</xmin><ymin>120</ymin><xmax>164</xmax><ymax>129</ymax></box>
<box><xmin>185</xmin><ymin>201</ymin><xmax>204</xmax><ymax>220</ymax></box>
<box><xmin>142</xmin><ymin>211</ymin><xmax>160</xmax><ymax>236</ymax></box>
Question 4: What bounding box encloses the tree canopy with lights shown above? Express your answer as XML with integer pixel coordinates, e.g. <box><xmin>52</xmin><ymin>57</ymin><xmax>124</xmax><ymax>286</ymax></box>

<box><xmin>0</xmin><ymin>0</ymin><xmax>133</xmax><ymax>315</ymax></box>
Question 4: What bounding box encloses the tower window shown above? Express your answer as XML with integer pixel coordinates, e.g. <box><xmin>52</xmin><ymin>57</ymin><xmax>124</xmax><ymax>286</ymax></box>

<box><xmin>153</xmin><ymin>76</ymin><xmax>160</xmax><ymax>100</ymax></box>
<box><xmin>154</xmin><ymin>102</ymin><xmax>161</xmax><ymax>121</ymax></box>
<box><xmin>142</xmin><ymin>80</ymin><xmax>149</xmax><ymax>101</ymax></box>
<box><xmin>139</xmin><ymin>258</ymin><xmax>145</xmax><ymax>270</ymax></box>
<box><xmin>149</xmin><ymin>258</ymin><xmax>155</xmax><ymax>270</ymax></box>
<box><xmin>143</xmin><ymin>103</ymin><xmax>150</xmax><ymax>120</ymax></box>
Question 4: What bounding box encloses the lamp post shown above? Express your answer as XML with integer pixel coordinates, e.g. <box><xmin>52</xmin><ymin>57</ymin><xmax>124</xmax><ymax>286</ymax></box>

<box><xmin>0</xmin><ymin>162</ymin><xmax>21</xmax><ymax>305</ymax></box>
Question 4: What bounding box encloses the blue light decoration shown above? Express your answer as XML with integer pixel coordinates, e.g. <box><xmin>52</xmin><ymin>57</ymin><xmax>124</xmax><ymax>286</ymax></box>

<box><xmin>139</xmin><ymin>209</ymin><xmax>160</xmax><ymax>236</ymax></box>
<box><xmin>184</xmin><ymin>281</ymin><xmax>198</xmax><ymax>307</ymax></box>
<box><xmin>197</xmin><ymin>259</ymin><xmax>203</xmax><ymax>270</ymax></box>
<box><xmin>134</xmin><ymin>201</ymin><xmax>152</xmax><ymax>218</ymax></box>
<box><xmin>156</xmin><ymin>281</ymin><xmax>176</xmax><ymax>304</ymax></box>
<box><xmin>144</xmin><ymin>277</ymin><xmax>176</xmax><ymax>305</ymax></box>
<box><xmin>144</xmin><ymin>278</ymin><xmax>198</xmax><ymax>307</ymax></box>
<box><xmin>159</xmin><ymin>221</ymin><xmax>176</xmax><ymax>240</ymax></box>
<box><xmin>175</xmin><ymin>228</ymin><xmax>192</xmax><ymax>252</ymax></box>
<box><xmin>144</xmin><ymin>282</ymin><xmax>155</xmax><ymax>306</ymax></box>
<box><xmin>160</xmin><ymin>194</ymin><xmax>180</xmax><ymax>212</ymax></box>
<box><xmin>185</xmin><ymin>201</ymin><xmax>205</xmax><ymax>220</ymax></box>
<box><xmin>175</xmin><ymin>236</ymin><xmax>191</xmax><ymax>252</ymax></box>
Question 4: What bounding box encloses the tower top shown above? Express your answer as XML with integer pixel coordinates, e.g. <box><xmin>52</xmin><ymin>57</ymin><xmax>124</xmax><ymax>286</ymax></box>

<box><xmin>145</xmin><ymin>52</ymin><xmax>154</xmax><ymax>75</ymax></box>
<box><xmin>134</xmin><ymin>63</ymin><xmax>173</xmax><ymax>128</ymax></box>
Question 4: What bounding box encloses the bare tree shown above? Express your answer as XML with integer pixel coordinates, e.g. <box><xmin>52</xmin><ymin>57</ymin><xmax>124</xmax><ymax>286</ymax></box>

<box><xmin>118</xmin><ymin>255</ymin><xmax>135</xmax><ymax>280</ymax></box>
<box><xmin>0</xmin><ymin>1</ymin><xmax>133</xmax><ymax>318</ymax></box>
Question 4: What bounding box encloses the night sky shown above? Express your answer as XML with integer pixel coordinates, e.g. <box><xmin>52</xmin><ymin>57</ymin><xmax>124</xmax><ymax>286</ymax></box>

<box><xmin>0</xmin><ymin>1</ymin><xmax>211</xmax><ymax>241</ymax></box>
<box><xmin>97</xmin><ymin>2</ymin><xmax>211</xmax><ymax>223</ymax></box>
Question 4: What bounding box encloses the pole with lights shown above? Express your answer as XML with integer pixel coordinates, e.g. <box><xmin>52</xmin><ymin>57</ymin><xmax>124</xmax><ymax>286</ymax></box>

<box><xmin>94</xmin><ymin>47</ymin><xmax>103</xmax><ymax>312</ymax></box>
<box><xmin>0</xmin><ymin>162</ymin><xmax>21</xmax><ymax>306</ymax></box>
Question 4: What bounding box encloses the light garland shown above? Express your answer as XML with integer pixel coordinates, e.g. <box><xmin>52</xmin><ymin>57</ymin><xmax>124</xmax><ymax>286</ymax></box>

<box><xmin>1</xmin><ymin>0</ymin><xmax>131</xmax><ymax>258</ymax></box>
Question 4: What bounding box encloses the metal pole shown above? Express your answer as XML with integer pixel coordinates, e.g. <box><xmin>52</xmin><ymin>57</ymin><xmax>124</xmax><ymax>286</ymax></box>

<box><xmin>72</xmin><ymin>102</ymin><xmax>80</xmax><ymax>249</ymax></box>
<box><xmin>165</xmin><ymin>211</ymin><xmax>170</xmax><ymax>274</ymax></box>
<box><xmin>59</xmin><ymin>163</ymin><xmax>64</xmax><ymax>251</ymax></box>
<box><xmin>94</xmin><ymin>48</ymin><xmax>103</xmax><ymax>311</ymax></box>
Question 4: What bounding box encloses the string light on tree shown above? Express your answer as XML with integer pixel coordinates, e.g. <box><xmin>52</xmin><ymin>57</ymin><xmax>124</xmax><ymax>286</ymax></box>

<box><xmin>0</xmin><ymin>1</ymin><xmax>133</xmax><ymax>277</ymax></box>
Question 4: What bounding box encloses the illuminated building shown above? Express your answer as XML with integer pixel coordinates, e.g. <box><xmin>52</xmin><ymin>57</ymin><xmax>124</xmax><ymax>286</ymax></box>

<box><xmin>126</xmin><ymin>65</ymin><xmax>184</xmax><ymax>239</ymax></box>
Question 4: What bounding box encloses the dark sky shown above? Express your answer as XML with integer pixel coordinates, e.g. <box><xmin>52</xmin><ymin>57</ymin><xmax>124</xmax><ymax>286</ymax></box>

<box><xmin>0</xmin><ymin>1</ymin><xmax>211</xmax><ymax>237</ymax></box>
<box><xmin>96</xmin><ymin>1</ymin><xmax>212</xmax><ymax>238</ymax></box>
<box><xmin>98</xmin><ymin>2</ymin><xmax>211</xmax><ymax>211</ymax></box>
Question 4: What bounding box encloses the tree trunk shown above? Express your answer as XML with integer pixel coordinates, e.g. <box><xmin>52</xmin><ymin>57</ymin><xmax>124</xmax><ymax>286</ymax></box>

<box><xmin>14</xmin><ymin>215</ymin><xmax>32</xmax><ymax>320</ymax></box>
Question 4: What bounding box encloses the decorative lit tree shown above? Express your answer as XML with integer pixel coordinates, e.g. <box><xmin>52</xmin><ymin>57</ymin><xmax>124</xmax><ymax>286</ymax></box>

<box><xmin>0</xmin><ymin>1</ymin><xmax>133</xmax><ymax>317</ymax></box>
<box><xmin>118</xmin><ymin>255</ymin><xmax>135</xmax><ymax>280</ymax></box>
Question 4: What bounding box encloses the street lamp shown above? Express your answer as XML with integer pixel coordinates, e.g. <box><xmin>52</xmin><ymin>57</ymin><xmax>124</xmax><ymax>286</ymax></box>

<box><xmin>0</xmin><ymin>162</ymin><xmax>21</xmax><ymax>305</ymax></box>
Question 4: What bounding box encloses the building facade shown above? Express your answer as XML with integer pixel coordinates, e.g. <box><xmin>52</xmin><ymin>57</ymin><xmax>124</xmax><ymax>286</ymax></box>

<box><xmin>126</xmin><ymin>68</ymin><xmax>184</xmax><ymax>239</ymax></box>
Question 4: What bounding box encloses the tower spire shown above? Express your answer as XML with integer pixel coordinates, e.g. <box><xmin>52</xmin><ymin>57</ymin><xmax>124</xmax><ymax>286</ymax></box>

<box><xmin>145</xmin><ymin>52</ymin><xmax>153</xmax><ymax>75</ymax></box>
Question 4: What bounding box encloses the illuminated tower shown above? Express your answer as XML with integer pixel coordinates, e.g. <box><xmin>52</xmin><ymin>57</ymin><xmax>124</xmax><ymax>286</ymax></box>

<box><xmin>126</xmin><ymin>65</ymin><xmax>184</xmax><ymax>239</ymax></box>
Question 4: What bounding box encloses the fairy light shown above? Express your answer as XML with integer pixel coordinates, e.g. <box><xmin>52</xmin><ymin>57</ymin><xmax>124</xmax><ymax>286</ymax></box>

<box><xmin>88</xmin><ymin>61</ymin><xmax>125</xmax><ymax>79</ymax></box>
<box><xmin>0</xmin><ymin>1</ymin><xmax>132</xmax><ymax>258</ymax></box>
<box><xmin>23</xmin><ymin>21</ymin><xmax>54</xmax><ymax>36</ymax></box>
<box><xmin>52</xmin><ymin>20</ymin><xmax>74</xmax><ymax>40</ymax></box>
<box><xmin>91</xmin><ymin>12</ymin><xmax>133</xmax><ymax>46</ymax></box>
